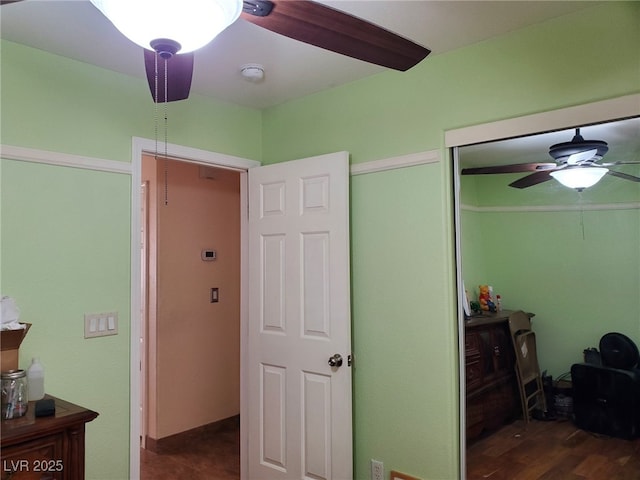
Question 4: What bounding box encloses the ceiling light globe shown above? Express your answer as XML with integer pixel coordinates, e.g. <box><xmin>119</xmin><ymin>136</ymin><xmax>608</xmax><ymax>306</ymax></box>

<box><xmin>550</xmin><ymin>167</ymin><xmax>608</xmax><ymax>190</ymax></box>
<box><xmin>90</xmin><ymin>0</ymin><xmax>243</xmax><ymax>54</ymax></box>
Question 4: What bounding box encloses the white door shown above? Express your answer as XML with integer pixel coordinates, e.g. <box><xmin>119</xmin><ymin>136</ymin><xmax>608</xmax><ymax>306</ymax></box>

<box><xmin>247</xmin><ymin>151</ymin><xmax>352</xmax><ymax>479</ymax></box>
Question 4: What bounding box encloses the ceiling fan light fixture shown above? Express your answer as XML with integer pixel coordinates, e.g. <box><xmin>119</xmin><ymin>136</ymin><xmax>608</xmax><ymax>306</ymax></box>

<box><xmin>550</xmin><ymin>167</ymin><xmax>608</xmax><ymax>190</ymax></box>
<box><xmin>549</xmin><ymin>128</ymin><xmax>608</xmax><ymax>161</ymax></box>
<box><xmin>90</xmin><ymin>0</ymin><xmax>242</xmax><ymax>54</ymax></box>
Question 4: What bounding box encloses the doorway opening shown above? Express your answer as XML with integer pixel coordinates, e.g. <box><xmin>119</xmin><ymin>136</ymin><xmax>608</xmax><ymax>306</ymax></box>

<box><xmin>130</xmin><ymin>143</ymin><xmax>354</xmax><ymax>479</ymax></box>
<box><xmin>139</xmin><ymin>155</ymin><xmax>242</xmax><ymax>477</ymax></box>
<box><xmin>129</xmin><ymin>137</ymin><xmax>260</xmax><ymax>478</ymax></box>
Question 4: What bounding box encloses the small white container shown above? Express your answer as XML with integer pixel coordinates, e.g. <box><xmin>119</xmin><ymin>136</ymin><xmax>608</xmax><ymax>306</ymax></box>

<box><xmin>27</xmin><ymin>357</ymin><xmax>45</xmax><ymax>401</ymax></box>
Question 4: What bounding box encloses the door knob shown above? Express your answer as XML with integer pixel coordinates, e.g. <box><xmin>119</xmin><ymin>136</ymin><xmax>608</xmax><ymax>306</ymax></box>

<box><xmin>328</xmin><ymin>353</ymin><xmax>343</xmax><ymax>368</ymax></box>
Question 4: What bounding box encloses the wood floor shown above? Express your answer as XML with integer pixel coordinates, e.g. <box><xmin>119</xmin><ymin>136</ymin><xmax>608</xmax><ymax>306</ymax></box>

<box><xmin>467</xmin><ymin>418</ymin><xmax>640</xmax><ymax>480</ymax></box>
<box><xmin>138</xmin><ymin>415</ymin><xmax>640</xmax><ymax>480</ymax></box>
<box><xmin>140</xmin><ymin>416</ymin><xmax>240</xmax><ymax>480</ymax></box>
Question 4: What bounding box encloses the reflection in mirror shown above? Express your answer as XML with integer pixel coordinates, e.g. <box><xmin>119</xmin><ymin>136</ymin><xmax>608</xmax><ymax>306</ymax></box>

<box><xmin>457</xmin><ymin>116</ymin><xmax>640</xmax><ymax>471</ymax></box>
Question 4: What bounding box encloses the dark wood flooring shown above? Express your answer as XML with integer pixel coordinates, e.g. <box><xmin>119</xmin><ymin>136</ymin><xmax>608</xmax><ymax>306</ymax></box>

<box><xmin>467</xmin><ymin>419</ymin><xmax>640</xmax><ymax>480</ymax></box>
<box><xmin>140</xmin><ymin>416</ymin><xmax>240</xmax><ymax>480</ymax></box>
<box><xmin>140</xmin><ymin>415</ymin><xmax>640</xmax><ymax>479</ymax></box>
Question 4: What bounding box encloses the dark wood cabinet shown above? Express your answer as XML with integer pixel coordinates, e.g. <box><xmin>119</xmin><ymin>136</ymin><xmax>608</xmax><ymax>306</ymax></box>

<box><xmin>1</xmin><ymin>395</ymin><xmax>98</xmax><ymax>480</ymax></box>
<box><xmin>465</xmin><ymin>311</ymin><xmax>519</xmax><ymax>441</ymax></box>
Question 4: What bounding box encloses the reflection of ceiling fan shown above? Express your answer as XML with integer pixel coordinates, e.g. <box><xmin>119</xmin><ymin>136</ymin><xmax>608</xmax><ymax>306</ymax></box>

<box><xmin>462</xmin><ymin>128</ymin><xmax>640</xmax><ymax>190</ymax></box>
<box><xmin>1</xmin><ymin>0</ymin><xmax>430</xmax><ymax>103</ymax></box>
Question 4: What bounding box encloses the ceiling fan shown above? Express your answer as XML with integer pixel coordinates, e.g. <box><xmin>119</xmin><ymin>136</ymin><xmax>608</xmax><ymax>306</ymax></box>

<box><xmin>461</xmin><ymin>128</ymin><xmax>640</xmax><ymax>190</ymax></box>
<box><xmin>1</xmin><ymin>0</ymin><xmax>430</xmax><ymax>103</ymax></box>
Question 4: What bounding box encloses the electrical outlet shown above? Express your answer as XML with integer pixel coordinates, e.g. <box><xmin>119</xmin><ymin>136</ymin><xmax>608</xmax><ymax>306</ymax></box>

<box><xmin>371</xmin><ymin>459</ymin><xmax>384</xmax><ymax>480</ymax></box>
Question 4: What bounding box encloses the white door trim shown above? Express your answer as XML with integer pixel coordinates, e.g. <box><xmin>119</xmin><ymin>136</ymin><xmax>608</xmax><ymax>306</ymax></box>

<box><xmin>447</xmin><ymin>94</ymin><xmax>640</xmax><ymax>479</ymax></box>
<box><xmin>129</xmin><ymin>137</ymin><xmax>259</xmax><ymax>480</ymax></box>
<box><xmin>445</xmin><ymin>93</ymin><xmax>640</xmax><ymax>148</ymax></box>
<box><xmin>239</xmin><ymin>170</ymin><xmax>250</xmax><ymax>480</ymax></box>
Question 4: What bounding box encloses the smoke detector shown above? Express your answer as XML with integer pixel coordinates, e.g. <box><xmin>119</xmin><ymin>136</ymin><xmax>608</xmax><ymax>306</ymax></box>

<box><xmin>240</xmin><ymin>63</ymin><xmax>265</xmax><ymax>83</ymax></box>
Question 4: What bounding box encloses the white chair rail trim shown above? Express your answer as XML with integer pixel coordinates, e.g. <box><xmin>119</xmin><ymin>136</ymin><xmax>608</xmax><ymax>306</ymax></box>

<box><xmin>350</xmin><ymin>149</ymin><xmax>440</xmax><ymax>176</ymax></box>
<box><xmin>1</xmin><ymin>144</ymin><xmax>133</xmax><ymax>175</ymax></box>
<box><xmin>2</xmin><ymin>143</ymin><xmax>441</xmax><ymax>178</ymax></box>
<box><xmin>461</xmin><ymin>202</ymin><xmax>640</xmax><ymax>213</ymax></box>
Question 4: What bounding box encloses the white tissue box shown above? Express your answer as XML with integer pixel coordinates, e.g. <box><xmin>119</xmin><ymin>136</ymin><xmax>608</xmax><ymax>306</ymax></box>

<box><xmin>1</xmin><ymin>323</ymin><xmax>31</xmax><ymax>371</ymax></box>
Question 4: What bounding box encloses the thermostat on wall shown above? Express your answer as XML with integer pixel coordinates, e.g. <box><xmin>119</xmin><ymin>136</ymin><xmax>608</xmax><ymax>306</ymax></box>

<box><xmin>201</xmin><ymin>249</ymin><xmax>217</xmax><ymax>261</ymax></box>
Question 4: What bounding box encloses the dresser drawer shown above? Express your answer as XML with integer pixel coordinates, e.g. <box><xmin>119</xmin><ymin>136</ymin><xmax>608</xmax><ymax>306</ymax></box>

<box><xmin>465</xmin><ymin>354</ymin><xmax>483</xmax><ymax>392</ymax></box>
<box><xmin>1</xmin><ymin>433</ymin><xmax>63</xmax><ymax>480</ymax></box>
<box><xmin>1</xmin><ymin>396</ymin><xmax>98</xmax><ymax>480</ymax></box>
<box><xmin>465</xmin><ymin>313</ymin><xmax>521</xmax><ymax>442</ymax></box>
<box><xmin>465</xmin><ymin>331</ymin><xmax>480</xmax><ymax>355</ymax></box>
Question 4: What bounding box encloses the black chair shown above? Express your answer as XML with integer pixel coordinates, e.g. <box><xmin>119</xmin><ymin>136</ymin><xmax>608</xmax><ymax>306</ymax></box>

<box><xmin>571</xmin><ymin>332</ymin><xmax>640</xmax><ymax>439</ymax></box>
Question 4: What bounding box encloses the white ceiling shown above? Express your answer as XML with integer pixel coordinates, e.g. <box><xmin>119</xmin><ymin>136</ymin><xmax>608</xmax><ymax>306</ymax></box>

<box><xmin>1</xmin><ymin>0</ymin><xmax>599</xmax><ymax>109</ymax></box>
<box><xmin>459</xmin><ymin>118</ymin><xmax>640</xmax><ymax>169</ymax></box>
<box><xmin>2</xmin><ymin>1</ymin><xmax>637</xmax><ymax>174</ymax></box>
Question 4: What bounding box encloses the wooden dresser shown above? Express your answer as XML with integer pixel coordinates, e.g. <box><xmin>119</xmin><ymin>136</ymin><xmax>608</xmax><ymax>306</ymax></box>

<box><xmin>1</xmin><ymin>395</ymin><xmax>98</xmax><ymax>480</ymax></box>
<box><xmin>465</xmin><ymin>311</ymin><xmax>521</xmax><ymax>441</ymax></box>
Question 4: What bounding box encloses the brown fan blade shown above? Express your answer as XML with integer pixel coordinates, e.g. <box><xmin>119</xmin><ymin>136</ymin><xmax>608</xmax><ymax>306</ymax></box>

<box><xmin>241</xmin><ymin>0</ymin><xmax>430</xmax><ymax>71</ymax></box>
<box><xmin>143</xmin><ymin>50</ymin><xmax>194</xmax><ymax>103</ymax></box>
<box><xmin>461</xmin><ymin>163</ymin><xmax>556</xmax><ymax>175</ymax></box>
<box><xmin>607</xmin><ymin>170</ymin><xmax>640</xmax><ymax>182</ymax></box>
<box><xmin>509</xmin><ymin>170</ymin><xmax>554</xmax><ymax>189</ymax></box>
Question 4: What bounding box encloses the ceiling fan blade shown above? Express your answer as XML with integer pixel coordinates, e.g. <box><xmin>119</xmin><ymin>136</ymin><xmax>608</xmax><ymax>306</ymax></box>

<box><xmin>601</xmin><ymin>160</ymin><xmax>640</xmax><ymax>167</ymax></box>
<box><xmin>607</xmin><ymin>170</ymin><xmax>640</xmax><ymax>182</ymax></box>
<box><xmin>241</xmin><ymin>0</ymin><xmax>430</xmax><ymax>71</ymax></box>
<box><xmin>0</xmin><ymin>0</ymin><xmax>23</xmax><ymax>5</ymax></box>
<box><xmin>143</xmin><ymin>50</ymin><xmax>194</xmax><ymax>103</ymax></box>
<box><xmin>509</xmin><ymin>170</ymin><xmax>554</xmax><ymax>189</ymax></box>
<box><xmin>461</xmin><ymin>163</ymin><xmax>556</xmax><ymax>175</ymax></box>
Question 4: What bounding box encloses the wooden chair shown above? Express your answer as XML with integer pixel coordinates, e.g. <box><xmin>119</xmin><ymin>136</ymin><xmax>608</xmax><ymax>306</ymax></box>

<box><xmin>507</xmin><ymin>310</ymin><xmax>547</xmax><ymax>423</ymax></box>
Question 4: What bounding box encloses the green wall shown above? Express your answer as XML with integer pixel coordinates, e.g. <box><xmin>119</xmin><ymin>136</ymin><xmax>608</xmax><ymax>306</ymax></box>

<box><xmin>1</xmin><ymin>41</ymin><xmax>261</xmax><ymax>479</ymax></box>
<box><xmin>350</xmin><ymin>163</ymin><xmax>456</xmax><ymax>478</ymax></box>
<box><xmin>0</xmin><ymin>41</ymin><xmax>262</xmax><ymax>163</ymax></box>
<box><xmin>1</xmin><ymin>2</ymin><xmax>639</xmax><ymax>479</ymax></box>
<box><xmin>1</xmin><ymin>160</ymin><xmax>132</xmax><ymax>478</ymax></box>
<box><xmin>461</xmin><ymin>173</ymin><xmax>640</xmax><ymax>379</ymax></box>
<box><xmin>260</xmin><ymin>3</ymin><xmax>639</xmax><ymax>479</ymax></box>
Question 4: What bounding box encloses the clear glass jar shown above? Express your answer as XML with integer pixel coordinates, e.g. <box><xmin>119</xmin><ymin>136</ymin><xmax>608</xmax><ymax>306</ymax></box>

<box><xmin>1</xmin><ymin>369</ymin><xmax>29</xmax><ymax>419</ymax></box>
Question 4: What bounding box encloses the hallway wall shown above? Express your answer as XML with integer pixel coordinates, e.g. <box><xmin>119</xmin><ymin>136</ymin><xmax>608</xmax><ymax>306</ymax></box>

<box><xmin>143</xmin><ymin>156</ymin><xmax>241</xmax><ymax>439</ymax></box>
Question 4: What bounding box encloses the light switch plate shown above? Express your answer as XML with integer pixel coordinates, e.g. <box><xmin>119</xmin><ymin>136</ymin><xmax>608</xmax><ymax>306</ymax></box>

<box><xmin>84</xmin><ymin>312</ymin><xmax>118</xmax><ymax>338</ymax></box>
